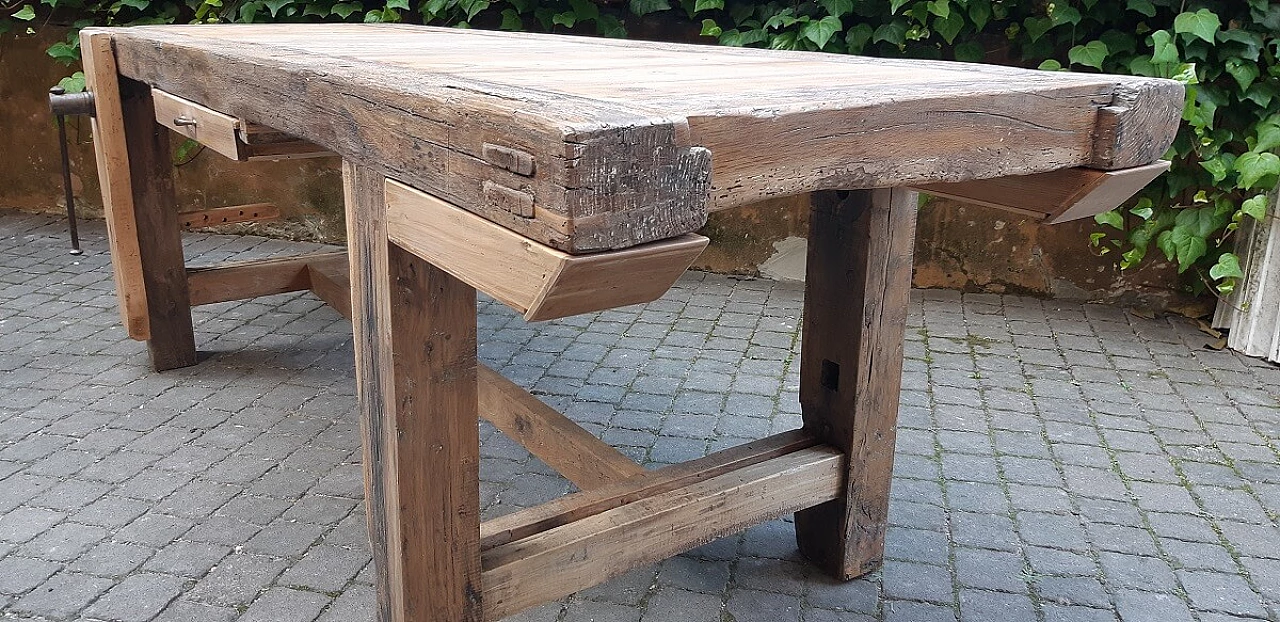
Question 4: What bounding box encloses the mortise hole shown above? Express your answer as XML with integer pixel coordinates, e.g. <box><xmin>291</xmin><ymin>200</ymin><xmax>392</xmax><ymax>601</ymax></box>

<box><xmin>820</xmin><ymin>359</ymin><xmax>839</xmax><ymax>391</ymax></box>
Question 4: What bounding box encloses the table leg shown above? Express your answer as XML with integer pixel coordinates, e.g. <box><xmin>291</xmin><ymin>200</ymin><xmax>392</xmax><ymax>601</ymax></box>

<box><xmin>118</xmin><ymin>77</ymin><xmax>197</xmax><ymax>371</ymax></box>
<box><xmin>345</xmin><ymin>163</ymin><xmax>483</xmax><ymax>622</ymax></box>
<box><xmin>794</xmin><ymin>188</ymin><xmax>918</xmax><ymax>580</ymax></box>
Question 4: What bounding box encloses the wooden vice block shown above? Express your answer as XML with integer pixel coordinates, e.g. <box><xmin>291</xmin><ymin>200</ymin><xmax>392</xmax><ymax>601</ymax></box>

<box><xmin>915</xmin><ymin>161</ymin><xmax>1170</xmax><ymax>223</ymax></box>
<box><xmin>384</xmin><ymin>179</ymin><xmax>709</xmax><ymax>322</ymax></box>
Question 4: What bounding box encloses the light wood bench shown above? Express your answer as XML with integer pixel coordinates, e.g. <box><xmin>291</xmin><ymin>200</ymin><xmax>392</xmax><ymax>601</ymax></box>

<box><xmin>81</xmin><ymin>23</ymin><xmax>1182</xmax><ymax>621</ymax></box>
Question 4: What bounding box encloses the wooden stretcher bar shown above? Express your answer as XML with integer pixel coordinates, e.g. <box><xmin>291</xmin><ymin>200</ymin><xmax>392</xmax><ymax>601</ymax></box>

<box><xmin>179</xmin><ymin>203</ymin><xmax>281</xmax><ymax>229</ymax></box>
<box><xmin>480</xmin><ymin>445</ymin><xmax>844</xmax><ymax>619</ymax></box>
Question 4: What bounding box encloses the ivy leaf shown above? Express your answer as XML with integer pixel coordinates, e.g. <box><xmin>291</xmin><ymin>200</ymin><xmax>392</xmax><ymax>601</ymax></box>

<box><xmin>926</xmin><ymin>0</ymin><xmax>949</xmax><ymax>19</ymax></box>
<box><xmin>967</xmin><ymin>0</ymin><xmax>990</xmax><ymax>30</ymax></box>
<box><xmin>699</xmin><ymin>18</ymin><xmax>721</xmax><ymax>36</ymax></box>
<box><xmin>1038</xmin><ymin>59</ymin><xmax>1062</xmax><ymax>71</ymax></box>
<box><xmin>1174</xmin><ymin>206</ymin><xmax>1221</xmax><ymax>238</ymax></box>
<box><xmin>845</xmin><ymin>23</ymin><xmax>873</xmax><ymax>53</ymax></box>
<box><xmin>1068</xmin><ymin>40</ymin><xmax>1108</xmax><ymax>70</ymax></box>
<box><xmin>1209</xmin><ymin>253</ymin><xmax>1244</xmax><ymax>281</ymax></box>
<box><xmin>934</xmin><ymin>11</ymin><xmax>963</xmax><ymax>44</ymax></box>
<box><xmin>1242</xmin><ymin>194</ymin><xmax>1268</xmax><ymax>221</ymax></box>
<box><xmin>1095</xmin><ymin>210</ymin><xmax>1124</xmax><ymax>230</ymax></box>
<box><xmin>954</xmin><ymin>41</ymin><xmax>984</xmax><ymax>63</ymax></box>
<box><xmin>1150</xmin><ymin>30</ymin><xmax>1178</xmax><ymax>64</ymax></box>
<box><xmin>569</xmin><ymin>0</ymin><xmax>598</xmax><ymax>19</ymax></box>
<box><xmin>46</xmin><ymin>41</ymin><xmax>79</xmax><ymax>65</ymax></box>
<box><xmin>818</xmin><ymin>0</ymin><xmax>852</xmax><ymax>18</ymax></box>
<box><xmin>1236</xmin><ymin>151</ymin><xmax>1280</xmax><ymax>190</ymax></box>
<box><xmin>1173</xmin><ymin>9</ymin><xmax>1220</xmax><ymax>44</ymax></box>
<box><xmin>1126</xmin><ymin>0</ymin><xmax>1155</xmax><ymax>17</ymax></box>
<box><xmin>1245</xmin><ymin>82</ymin><xmax>1279</xmax><ymax>108</ymax></box>
<box><xmin>889</xmin><ymin>0</ymin><xmax>910</xmax><ymax>14</ymax></box>
<box><xmin>57</xmin><ymin>71</ymin><xmax>86</xmax><ymax>93</ymax></box>
<box><xmin>1217</xmin><ymin>28</ymin><xmax>1262</xmax><ymax>61</ymax></box>
<box><xmin>1200</xmin><ymin>154</ymin><xmax>1234</xmax><ymax>184</ymax></box>
<box><xmin>1023</xmin><ymin>16</ymin><xmax>1053</xmax><ymax>43</ymax></box>
<box><xmin>802</xmin><ymin>15</ymin><xmax>842</xmax><ymax>48</ymax></box>
<box><xmin>386</xmin><ymin>0</ymin><xmax>408</xmax><ymax>10</ymax></box>
<box><xmin>262</xmin><ymin>0</ymin><xmax>291</xmax><ymax>18</ymax></box>
<box><xmin>693</xmin><ymin>0</ymin><xmax>722</xmax><ymax>12</ymax></box>
<box><xmin>11</xmin><ymin>4</ymin><xmax>35</xmax><ymax>19</ymax></box>
<box><xmin>872</xmin><ymin>21</ymin><xmax>907</xmax><ymax>47</ymax></box>
<box><xmin>552</xmin><ymin>10</ymin><xmax>575</xmax><ymax>26</ymax></box>
<box><xmin>1156</xmin><ymin>226</ymin><xmax>1208</xmax><ymax>272</ymax></box>
<box><xmin>500</xmin><ymin>8</ymin><xmax>523</xmax><ymax>29</ymax></box>
<box><xmin>1254</xmin><ymin>117</ymin><xmax>1280</xmax><ymax>153</ymax></box>
<box><xmin>629</xmin><ymin>0</ymin><xmax>670</xmax><ymax>16</ymax></box>
<box><xmin>1225</xmin><ymin>58</ymin><xmax>1261</xmax><ymax>92</ymax></box>
<box><xmin>331</xmin><ymin>2</ymin><xmax>360</xmax><ymax>17</ymax></box>
<box><xmin>1050</xmin><ymin>4</ymin><xmax>1080</xmax><ymax>26</ymax></box>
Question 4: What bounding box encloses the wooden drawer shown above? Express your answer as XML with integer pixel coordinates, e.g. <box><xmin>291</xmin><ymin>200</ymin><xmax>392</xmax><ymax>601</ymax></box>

<box><xmin>152</xmin><ymin>88</ymin><xmax>331</xmax><ymax>161</ymax></box>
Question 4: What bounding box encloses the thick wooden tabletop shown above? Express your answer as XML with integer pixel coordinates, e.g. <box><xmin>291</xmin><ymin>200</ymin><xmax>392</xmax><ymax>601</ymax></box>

<box><xmin>97</xmin><ymin>24</ymin><xmax>1182</xmax><ymax>252</ymax></box>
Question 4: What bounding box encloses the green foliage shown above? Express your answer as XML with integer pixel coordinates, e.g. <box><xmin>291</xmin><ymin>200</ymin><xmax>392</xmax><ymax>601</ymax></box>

<box><xmin>4</xmin><ymin>0</ymin><xmax>1277</xmax><ymax>298</ymax></box>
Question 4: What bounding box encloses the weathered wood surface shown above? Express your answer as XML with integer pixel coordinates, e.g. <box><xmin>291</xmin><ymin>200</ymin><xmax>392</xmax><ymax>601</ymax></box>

<box><xmin>477</xmin><ymin>365</ymin><xmax>644</xmax><ymax>489</ymax></box>
<box><xmin>478</xmin><ymin>429</ymin><xmax>818</xmax><ymax>550</ymax></box>
<box><xmin>186</xmin><ymin>251</ymin><xmax>346</xmax><ymax>306</ymax></box>
<box><xmin>93</xmin><ymin>24</ymin><xmax>1181</xmax><ymax>252</ymax></box>
<box><xmin>916</xmin><ymin>161</ymin><xmax>1171</xmax><ymax>224</ymax></box>
<box><xmin>794</xmin><ymin>189</ymin><xmax>918</xmax><ymax>580</ymax></box>
<box><xmin>384</xmin><ymin>180</ymin><xmax>707</xmax><ymax>322</ymax></box>
<box><xmin>81</xmin><ymin>32</ymin><xmax>150</xmax><ymax>340</ymax></box>
<box><xmin>481</xmin><ymin>445</ymin><xmax>844</xmax><ymax>619</ymax></box>
<box><xmin>155</xmin><ymin>87</ymin><xmax>331</xmax><ymax>161</ymax></box>
<box><xmin>346</xmin><ymin>163</ymin><xmax>483</xmax><ymax>622</ymax></box>
<box><xmin>179</xmin><ymin>203</ymin><xmax>280</xmax><ymax>229</ymax></box>
<box><xmin>115</xmin><ymin>75</ymin><xmax>198</xmax><ymax>370</ymax></box>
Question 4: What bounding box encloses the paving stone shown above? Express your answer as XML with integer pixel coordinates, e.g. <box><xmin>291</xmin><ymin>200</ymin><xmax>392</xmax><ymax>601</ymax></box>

<box><xmin>957</xmin><ymin>589</ymin><xmax>1035</xmax><ymax>622</ymax></box>
<box><xmin>1113</xmin><ymin>589</ymin><xmax>1193</xmax><ymax>622</ymax></box>
<box><xmin>10</xmin><ymin>571</ymin><xmax>114</xmax><ymax>620</ymax></box>
<box><xmin>0</xmin><ymin>556</ymin><xmax>60</xmax><ymax>595</ymax></box>
<box><xmin>1176</xmin><ymin>569</ymin><xmax>1267</xmax><ymax>618</ymax></box>
<box><xmin>641</xmin><ymin>587</ymin><xmax>721</xmax><ymax>622</ymax></box>
<box><xmin>881</xmin><ymin>560</ymin><xmax>953</xmax><ymax>604</ymax></box>
<box><xmin>187</xmin><ymin>552</ymin><xmax>287</xmax><ymax>607</ymax></box>
<box><xmin>84</xmin><ymin>572</ymin><xmax>186</xmax><ymax>622</ymax></box>
<box><xmin>69</xmin><ymin>541</ymin><xmax>154</xmax><ymax>577</ymax></box>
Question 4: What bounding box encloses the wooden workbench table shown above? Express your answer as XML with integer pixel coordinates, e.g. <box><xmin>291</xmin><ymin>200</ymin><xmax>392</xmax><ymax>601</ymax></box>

<box><xmin>81</xmin><ymin>23</ymin><xmax>1182</xmax><ymax>622</ymax></box>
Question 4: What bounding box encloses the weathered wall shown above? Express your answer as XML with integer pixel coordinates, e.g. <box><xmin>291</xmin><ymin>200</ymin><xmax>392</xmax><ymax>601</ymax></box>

<box><xmin>2</xmin><ymin>28</ymin><xmax>1189</xmax><ymax>308</ymax></box>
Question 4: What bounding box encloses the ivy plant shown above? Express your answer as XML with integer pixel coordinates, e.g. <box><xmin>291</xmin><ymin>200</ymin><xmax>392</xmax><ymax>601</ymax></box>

<box><xmin>5</xmin><ymin>0</ymin><xmax>1277</xmax><ymax>297</ymax></box>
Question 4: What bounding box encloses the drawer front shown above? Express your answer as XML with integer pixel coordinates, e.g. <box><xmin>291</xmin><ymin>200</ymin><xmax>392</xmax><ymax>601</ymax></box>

<box><xmin>152</xmin><ymin>88</ymin><xmax>245</xmax><ymax>160</ymax></box>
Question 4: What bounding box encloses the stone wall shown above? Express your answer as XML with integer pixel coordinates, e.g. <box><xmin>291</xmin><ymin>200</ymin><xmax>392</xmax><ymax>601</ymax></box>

<box><xmin>2</xmin><ymin>28</ymin><xmax>1191</xmax><ymax>308</ymax></box>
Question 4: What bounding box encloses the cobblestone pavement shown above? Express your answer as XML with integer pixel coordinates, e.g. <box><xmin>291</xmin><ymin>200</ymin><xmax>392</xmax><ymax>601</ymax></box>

<box><xmin>1</xmin><ymin>207</ymin><xmax>1278</xmax><ymax>622</ymax></box>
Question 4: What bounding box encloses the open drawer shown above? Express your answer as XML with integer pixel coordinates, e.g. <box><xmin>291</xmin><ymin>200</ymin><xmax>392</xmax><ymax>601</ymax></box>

<box><xmin>152</xmin><ymin>88</ymin><xmax>332</xmax><ymax>161</ymax></box>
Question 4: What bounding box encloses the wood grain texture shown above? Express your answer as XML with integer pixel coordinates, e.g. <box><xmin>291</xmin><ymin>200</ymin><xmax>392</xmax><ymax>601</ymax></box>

<box><xmin>478</xmin><ymin>429</ymin><xmax>818</xmax><ymax>550</ymax></box>
<box><xmin>179</xmin><ymin>203</ymin><xmax>280</xmax><ymax>229</ymax></box>
<box><xmin>307</xmin><ymin>257</ymin><xmax>353</xmax><ymax>317</ymax></box>
<box><xmin>153</xmin><ymin>87</ymin><xmax>243</xmax><ymax>160</ymax></box>
<box><xmin>916</xmin><ymin>161</ymin><xmax>1170</xmax><ymax>223</ymax></box>
<box><xmin>481</xmin><ymin>446</ymin><xmax>844</xmax><ymax>620</ymax></box>
<box><xmin>384</xmin><ymin>180</ymin><xmax>707</xmax><ymax>322</ymax></box>
<box><xmin>186</xmin><ymin>251</ymin><xmax>345</xmax><ymax>306</ymax></box>
<box><xmin>344</xmin><ymin>163</ymin><xmax>403</xmax><ymax>622</ymax></box>
<box><xmin>387</xmin><ymin>241</ymin><xmax>482</xmax><ymax>622</ymax></box>
<box><xmin>95</xmin><ymin>24</ymin><xmax>1181</xmax><ymax>252</ymax></box>
<box><xmin>794</xmin><ymin>189</ymin><xmax>918</xmax><ymax>580</ymax></box>
<box><xmin>478</xmin><ymin>365</ymin><xmax>643</xmax><ymax>489</ymax></box>
<box><xmin>81</xmin><ymin>32</ymin><xmax>149</xmax><ymax>340</ymax></box>
<box><xmin>118</xmin><ymin>77</ymin><xmax>198</xmax><ymax>371</ymax></box>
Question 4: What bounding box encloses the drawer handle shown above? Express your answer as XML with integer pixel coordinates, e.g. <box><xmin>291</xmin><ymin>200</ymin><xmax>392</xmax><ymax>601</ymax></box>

<box><xmin>173</xmin><ymin>116</ymin><xmax>198</xmax><ymax>127</ymax></box>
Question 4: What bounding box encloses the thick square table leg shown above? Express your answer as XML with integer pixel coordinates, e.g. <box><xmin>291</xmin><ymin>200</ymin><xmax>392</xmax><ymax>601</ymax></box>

<box><xmin>117</xmin><ymin>78</ymin><xmax>197</xmax><ymax>371</ymax></box>
<box><xmin>344</xmin><ymin>163</ymin><xmax>483</xmax><ymax>622</ymax></box>
<box><xmin>83</xmin><ymin>31</ymin><xmax>196</xmax><ymax>372</ymax></box>
<box><xmin>795</xmin><ymin>188</ymin><xmax>918</xmax><ymax>580</ymax></box>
